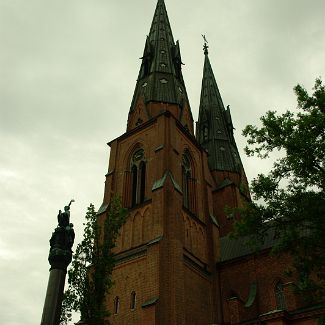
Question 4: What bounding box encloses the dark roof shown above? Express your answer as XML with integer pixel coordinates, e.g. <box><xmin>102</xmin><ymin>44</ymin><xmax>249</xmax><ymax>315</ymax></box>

<box><xmin>196</xmin><ymin>50</ymin><xmax>243</xmax><ymax>173</ymax></box>
<box><xmin>141</xmin><ymin>297</ymin><xmax>159</xmax><ymax>308</ymax></box>
<box><xmin>220</xmin><ymin>229</ymin><xmax>277</xmax><ymax>262</ymax></box>
<box><xmin>129</xmin><ymin>0</ymin><xmax>191</xmax><ymax>113</ymax></box>
<box><xmin>215</xmin><ymin>178</ymin><xmax>234</xmax><ymax>191</ymax></box>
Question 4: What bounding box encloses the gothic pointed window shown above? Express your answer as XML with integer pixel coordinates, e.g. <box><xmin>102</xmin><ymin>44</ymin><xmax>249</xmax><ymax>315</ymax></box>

<box><xmin>130</xmin><ymin>148</ymin><xmax>146</xmax><ymax>207</ymax></box>
<box><xmin>275</xmin><ymin>281</ymin><xmax>286</xmax><ymax>310</ymax></box>
<box><xmin>130</xmin><ymin>291</ymin><xmax>136</xmax><ymax>310</ymax></box>
<box><xmin>114</xmin><ymin>296</ymin><xmax>120</xmax><ymax>314</ymax></box>
<box><xmin>182</xmin><ymin>151</ymin><xmax>196</xmax><ymax>213</ymax></box>
<box><xmin>139</xmin><ymin>161</ymin><xmax>146</xmax><ymax>203</ymax></box>
<box><xmin>182</xmin><ymin>154</ymin><xmax>191</xmax><ymax>209</ymax></box>
<box><xmin>131</xmin><ymin>165</ymin><xmax>138</xmax><ymax>206</ymax></box>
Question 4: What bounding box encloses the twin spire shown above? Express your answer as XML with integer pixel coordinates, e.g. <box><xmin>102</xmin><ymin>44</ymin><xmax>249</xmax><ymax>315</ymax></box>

<box><xmin>129</xmin><ymin>0</ymin><xmax>242</xmax><ymax>173</ymax></box>
<box><xmin>197</xmin><ymin>38</ymin><xmax>243</xmax><ymax>172</ymax></box>
<box><xmin>129</xmin><ymin>0</ymin><xmax>189</xmax><ymax>113</ymax></box>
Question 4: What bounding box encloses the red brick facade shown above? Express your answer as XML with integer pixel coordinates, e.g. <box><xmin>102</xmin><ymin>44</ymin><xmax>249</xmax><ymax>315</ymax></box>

<box><xmin>98</xmin><ymin>106</ymin><xmax>324</xmax><ymax>324</ymax></box>
<box><xmin>94</xmin><ymin>2</ymin><xmax>324</xmax><ymax>324</ymax></box>
<box><xmin>100</xmin><ymin>110</ymin><xmax>221</xmax><ymax>324</ymax></box>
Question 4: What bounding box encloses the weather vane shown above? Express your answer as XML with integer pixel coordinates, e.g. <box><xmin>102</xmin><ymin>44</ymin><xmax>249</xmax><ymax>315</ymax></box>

<box><xmin>202</xmin><ymin>34</ymin><xmax>209</xmax><ymax>55</ymax></box>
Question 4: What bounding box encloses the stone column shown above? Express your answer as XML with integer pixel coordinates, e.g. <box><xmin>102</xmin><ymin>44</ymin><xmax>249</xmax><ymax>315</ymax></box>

<box><xmin>41</xmin><ymin>201</ymin><xmax>75</xmax><ymax>325</ymax></box>
<box><xmin>41</xmin><ymin>268</ymin><xmax>67</xmax><ymax>325</ymax></box>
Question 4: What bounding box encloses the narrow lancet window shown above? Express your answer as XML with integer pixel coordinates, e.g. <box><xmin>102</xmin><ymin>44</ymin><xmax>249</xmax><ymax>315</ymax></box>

<box><xmin>114</xmin><ymin>296</ymin><xmax>120</xmax><ymax>314</ymax></box>
<box><xmin>275</xmin><ymin>281</ymin><xmax>286</xmax><ymax>310</ymax></box>
<box><xmin>130</xmin><ymin>148</ymin><xmax>146</xmax><ymax>207</ymax></box>
<box><xmin>182</xmin><ymin>151</ymin><xmax>196</xmax><ymax>212</ymax></box>
<box><xmin>131</xmin><ymin>165</ymin><xmax>138</xmax><ymax>207</ymax></box>
<box><xmin>130</xmin><ymin>291</ymin><xmax>136</xmax><ymax>310</ymax></box>
<box><xmin>182</xmin><ymin>165</ymin><xmax>190</xmax><ymax>208</ymax></box>
<box><xmin>139</xmin><ymin>161</ymin><xmax>146</xmax><ymax>203</ymax></box>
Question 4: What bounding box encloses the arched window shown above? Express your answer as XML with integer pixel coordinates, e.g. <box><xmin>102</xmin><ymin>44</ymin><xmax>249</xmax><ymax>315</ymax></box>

<box><xmin>130</xmin><ymin>291</ymin><xmax>136</xmax><ymax>310</ymax></box>
<box><xmin>131</xmin><ymin>165</ymin><xmax>138</xmax><ymax>206</ymax></box>
<box><xmin>139</xmin><ymin>161</ymin><xmax>146</xmax><ymax>203</ymax></box>
<box><xmin>182</xmin><ymin>154</ymin><xmax>191</xmax><ymax>209</ymax></box>
<box><xmin>182</xmin><ymin>151</ymin><xmax>196</xmax><ymax>213</ymax></box>
<box><xmin>114</xmin><ymin>296</ymin><xmax>120</xmax><ymax>314</ymax></box>
<box><xmin>275</xmin><ymin>281</ymin><xmax>286</xmax><ymax>310</ymax></box>
<box><xmin>130</xmin><ymin>148</ymin><xmax>146</xmax><ymax>207</ymax></box>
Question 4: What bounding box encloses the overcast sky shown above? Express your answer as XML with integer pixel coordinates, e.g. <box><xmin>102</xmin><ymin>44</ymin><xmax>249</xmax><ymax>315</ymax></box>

<box><xmin>1</xmin><ymin>0</ymin><xmax>325</xmax><ymax>324</ymax></box>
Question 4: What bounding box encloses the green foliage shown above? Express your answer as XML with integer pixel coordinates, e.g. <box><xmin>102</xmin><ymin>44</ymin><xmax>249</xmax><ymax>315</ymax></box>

<box><xmin>60</xmin><ymin>292</ymin><xmax>72</xmax><ymax>325</ymax></box>
<box><xmin>60</xmin><ymin>197</ymin><xmax>127</xmax><ymax>324</ymax></box>
<box><xmin>233</xmin><ymin>78</ymin><xmax>325</xmax><ymax>299</ymax></box>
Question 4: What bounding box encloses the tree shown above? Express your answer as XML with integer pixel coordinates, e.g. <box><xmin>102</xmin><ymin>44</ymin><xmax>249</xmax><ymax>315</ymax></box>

<box><xmin>233</xmin><ymin>78</ymin><xmax>325</xmax><ymax>299</ymax></box>
<box><xmin>60</xmin><ymin>196</ymin><xmax>127</xmax><ymax>324</ymax></box>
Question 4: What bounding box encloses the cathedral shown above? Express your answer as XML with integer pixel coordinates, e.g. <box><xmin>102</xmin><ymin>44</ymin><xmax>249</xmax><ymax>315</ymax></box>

<box><xmin>96</xmin><ymin>0</ymin><xmax>325</xmax><ymax>324</ymax></box>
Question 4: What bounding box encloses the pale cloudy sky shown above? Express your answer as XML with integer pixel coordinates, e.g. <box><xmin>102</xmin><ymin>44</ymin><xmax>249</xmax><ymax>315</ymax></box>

<box><xmin>1</xmin><ymin>0</ymin><xmax>325</xmax><ymax>324</ymax></box>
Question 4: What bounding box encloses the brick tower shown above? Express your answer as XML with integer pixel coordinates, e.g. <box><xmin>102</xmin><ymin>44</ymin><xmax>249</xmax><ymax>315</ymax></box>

<box><xmin>95</xmin><ymin>1</ymin><xmax>325</xmax><ymax>324</ymax></box>
<box><xmin>97</xmin><ymin>1</ymin><xmax>249</xmax><ymax>324</ymax></box>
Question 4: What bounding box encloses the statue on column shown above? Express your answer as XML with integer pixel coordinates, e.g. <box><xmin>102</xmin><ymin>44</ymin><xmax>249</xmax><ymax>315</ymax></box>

<box><xmin>49</xmin><ymin>200</ymin><xmax>75</xmax><ymax>270</ymax></box>
<box><xmin>41</xmin><ymin>200</ymin><xmax>76</xmax><ymax>325</ymax></box>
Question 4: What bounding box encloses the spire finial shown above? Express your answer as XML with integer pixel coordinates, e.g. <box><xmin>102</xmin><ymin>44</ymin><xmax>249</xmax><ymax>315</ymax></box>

<box><xmin>202</xmin><ymin>34</ymin><xmax>209</xmax><ymax>55</ymax></box>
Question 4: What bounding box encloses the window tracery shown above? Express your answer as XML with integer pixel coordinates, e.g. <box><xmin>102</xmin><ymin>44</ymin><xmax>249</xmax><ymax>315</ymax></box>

<box><xmin>182</xmin><ymin>153</ymin><xmax>191</xmax><ymax>209</ymax></box>
<box><xmin>130</xmin><ymin>148</ymin><xmax>146</xmax><ymax>207</ymax></box>
<box><xmin>182</xmin><ymin>151</ymin><xmax>196</xmax><ymax>213</ymax></box>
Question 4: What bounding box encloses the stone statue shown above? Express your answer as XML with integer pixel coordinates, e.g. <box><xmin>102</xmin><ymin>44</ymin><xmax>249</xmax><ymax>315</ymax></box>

<box><xmin>57</xmin><ymin>199</ymin><xmax>74</xmax><ymax>228</ymax></box>
<box><xmin>49</xmin><ymin>200</ymin><xmax>75</xmax><ymax>269</ymax></box>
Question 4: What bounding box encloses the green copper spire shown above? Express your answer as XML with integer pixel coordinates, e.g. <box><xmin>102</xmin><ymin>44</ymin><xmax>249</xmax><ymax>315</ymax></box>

<box><xmin>129</xmin><ymin>0</ymin><xmax>190</xmax><ymax>115</ymax></box>
<box><xmin>196</xmin><ymin>42</ymin><xmax>243</xmax><ymax>172</ymax></box>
